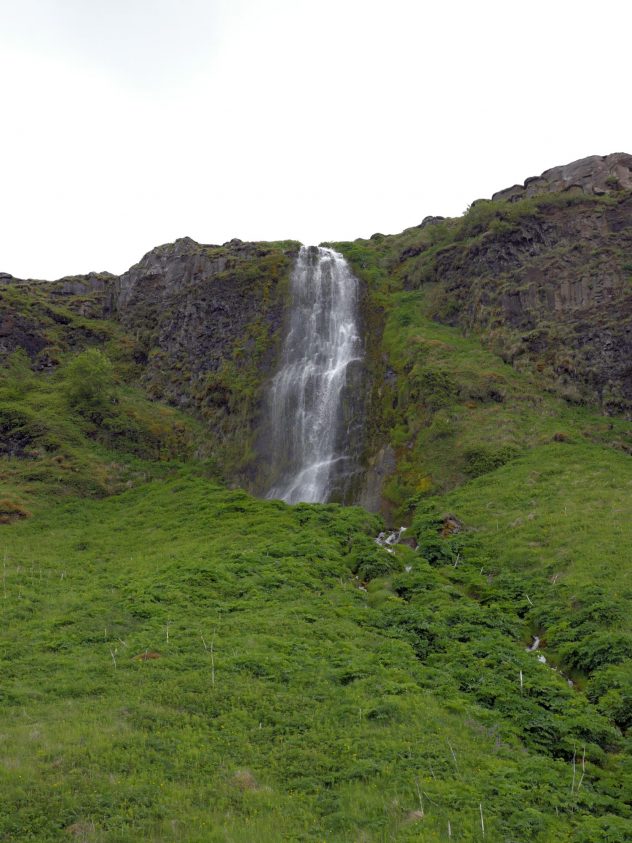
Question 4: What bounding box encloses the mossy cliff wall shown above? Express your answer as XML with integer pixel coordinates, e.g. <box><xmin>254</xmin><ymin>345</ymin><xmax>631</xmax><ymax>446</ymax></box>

<box><xmin>106</xmin><ymin>237</ymin><xmax>299</xmax><ymax>485</ymax></box>
<box><xmin>334</xmin><ymin>155</ymin><xmax>632</xmax><ymax>516</ymax></box>
<box><xmin>339</xmin><ymin>159</ymin><xmax>632</xmax><ymax>420</ymax></box>
<box><xmin>405</xmin><ymin>193</ymin><xmax>632</xmax><ymax>415</ymax></box>
<box><xmin>1</xmin><ymin>237</ymin><xmax>300</xmax><ymax>490</ymax></box>
<box><xmin>3</xmin><ymin>154</ymin><xmax>631</xmax><ymax>513</ymax></box>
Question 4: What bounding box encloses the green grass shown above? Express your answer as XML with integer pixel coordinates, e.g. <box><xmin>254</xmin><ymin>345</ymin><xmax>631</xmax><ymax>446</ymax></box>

<box><xmin>427</xmin><ymin>442</ymin><xmax>632</xmax><ymax>606</ymax></box>
<box><xmin>412</xmin><ymin>443</ymin><xmax>632</xmax><ymax>699</ymax></box>
<box><xmin>335</xmin><ymin>277</ymin><xmax>631</xmax><ymax>517</ymax></box>
<box><xmin>0</xmin><ymin>347</ymin><xmax>207</xmax><ymax>512</ymax></box>
<box><xmin>1</xmin><ymin>226</ymin><xmax>631</xmax><ymax>840</ymax></box>
<box><xmin>0</xmin><ymin>469</ymin><xmax>630</xmax><ymax>841</ymax></box>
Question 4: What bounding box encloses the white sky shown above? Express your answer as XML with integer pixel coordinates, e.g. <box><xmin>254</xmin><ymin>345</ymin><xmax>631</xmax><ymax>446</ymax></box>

<box><xmin>1</xmin><ymin>0</ymin><xmax>630</xmax><ymax>279</ymax></box>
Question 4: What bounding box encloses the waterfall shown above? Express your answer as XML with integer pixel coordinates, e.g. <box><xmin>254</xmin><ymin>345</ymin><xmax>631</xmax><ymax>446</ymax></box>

<box><xmin>266</xmin><ymin>245</ymin><xmax>362</xmax><ymax>504</ymax></box>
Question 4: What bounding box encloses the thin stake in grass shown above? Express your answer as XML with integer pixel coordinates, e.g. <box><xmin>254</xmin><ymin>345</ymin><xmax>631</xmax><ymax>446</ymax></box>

<box><xmin>479</xmin><ymin>803</ymin><xmax>485</xmax><ymax>836</ymax></box>
<box><xmin>447</xmin><ymin>740</ymin><xmax>459</xmax><ymax>772</ymax></box>
<box><xmin>201</xmin><ymin>634</ymin><xmax>215</xmax><ymax>687</ymax></box>
<box><xmin>414</xmin><ymin>777</ymin><xmax>424</xmax><ymax>817</ymax></box>
<box><xmin>577</xmin><ymin>746</ymin><xmax>586</xmax><ymax>792</ymax></box>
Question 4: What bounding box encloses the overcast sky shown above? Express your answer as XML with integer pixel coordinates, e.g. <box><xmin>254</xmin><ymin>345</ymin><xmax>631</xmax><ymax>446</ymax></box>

<box><xmin>2</xmin><ymin>0</ymin><xmax>630</xmax><ymax>279</ymax></box>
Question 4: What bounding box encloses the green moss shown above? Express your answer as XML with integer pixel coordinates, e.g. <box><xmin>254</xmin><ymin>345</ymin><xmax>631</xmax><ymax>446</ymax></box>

<box><xmin>334</xmin><ymin>192</ymin><xmax>632</xmax><ymax>517</ymax></box>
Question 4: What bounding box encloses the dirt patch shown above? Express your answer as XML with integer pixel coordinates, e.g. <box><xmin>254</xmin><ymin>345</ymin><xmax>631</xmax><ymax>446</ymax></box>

<box><xmin>441</xmin><ymin>514</ymin><xmax>463</xmax><ymax>537</ymax></box>
<box><xmin>231</xmin><ymin>769</ymin><xmax>259</xmax><ymax>791</ymax></box>
<box><xmin>65</xmin><ymin>820</ymin><xmax>97</xmax><ymax>840</ymax></box>
<box><xmin>0</xmin><ymin>499</ymin><xmax>31</xmax><ymax>524</ymax></box>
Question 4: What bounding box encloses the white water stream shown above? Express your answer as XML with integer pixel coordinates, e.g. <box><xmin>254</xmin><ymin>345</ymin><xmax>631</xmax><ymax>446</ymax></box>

<box><xmin>266</xmin><ymin>246</ymin><xmax>362</xmax><ymax>503</ymax></box>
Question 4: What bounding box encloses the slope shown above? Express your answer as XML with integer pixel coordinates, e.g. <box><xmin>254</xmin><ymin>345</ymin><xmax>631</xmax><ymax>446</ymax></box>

<box><xmin>1</xmin><ymin>469</ymin><xmax>630</xmax><ymax>842</ymax></box>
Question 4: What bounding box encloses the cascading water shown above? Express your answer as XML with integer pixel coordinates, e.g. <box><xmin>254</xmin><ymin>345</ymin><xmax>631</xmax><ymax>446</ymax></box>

<box><xmin>265</xmin><ymin>245</ymin><xmax>363</xmax><ymax>504</ymax></box>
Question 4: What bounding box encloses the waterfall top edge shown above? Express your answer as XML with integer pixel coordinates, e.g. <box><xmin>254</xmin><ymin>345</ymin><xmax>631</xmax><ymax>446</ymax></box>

<box><xmin>298</xmin><ymin>244</ymin><xmax>343</xmax><ymax>258</ymax></box>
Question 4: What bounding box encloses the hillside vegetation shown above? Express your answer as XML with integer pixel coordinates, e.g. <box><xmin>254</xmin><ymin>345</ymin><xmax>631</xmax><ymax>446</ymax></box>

<box><xmin>1</xmin><ymin>181</ymin><xmax>631</xmax><ymax>840</ymax></box>
<box><xmin>1</xmin><ymin>469</ymin><xmax>630</xmax><ymax>841</ymax></box>
<box><xmin>333</xmin><ymin>188</ymin><xmax>632</xmax><ymax>517</ymax></box>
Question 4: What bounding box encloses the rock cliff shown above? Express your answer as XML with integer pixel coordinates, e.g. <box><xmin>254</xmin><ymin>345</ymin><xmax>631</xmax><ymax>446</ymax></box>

<box><xmin>111</xmin><ymin>237</ymin><xmax>300</xmax><ymax>483</ymax></box>
<box><xmin>490</xmin><ymin>152</ymin><xmax>632</xmax><ymax>203</ymax></box>
<box><xmin>2</xmin><ymin>153</ymin><xmax>631</xmax><ymax>510</ymax></box>
<box><xmin>348</xmin><ymin>156</ymin><xmax>632</xmax><ymax>417</ymax></box>
<box><xmin>1</xmin><ymin>237</ymin><xmax>299</xmax><ymax>486</ymax></box>
<box><xmin>425</xmin><ymin>193</ymin><xmax>632</xmax><ymax>414</ymax></box>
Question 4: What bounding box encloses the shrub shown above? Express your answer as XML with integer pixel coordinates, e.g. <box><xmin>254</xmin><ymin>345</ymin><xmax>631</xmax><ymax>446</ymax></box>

<box><xmin>62</xmin><ymin>349</ymin><xmax>116</xmax><ymax>417</ymax></box>
<box><xmin>560</xmin><ymin>632</ymin><xmax>632</xmax><ymax>673</ymax></box>
<box><xmin>587</xmin><ymin>664</ymin><xmax>632</xmax><ymax>729</ymax></box>
<box><xmin>349</xmin><ymin>545</ymin><xmax>399</xmax><ymax>581</ymax></box>
<box><xmin>462</xmin><ymin>445</ymin><xmax>519</xmax><ymax>477</ymax></box>
<box><xmin>0</xmin><ymin>348</ymin><xmax>34</xmax><ymax>398</ymax></box>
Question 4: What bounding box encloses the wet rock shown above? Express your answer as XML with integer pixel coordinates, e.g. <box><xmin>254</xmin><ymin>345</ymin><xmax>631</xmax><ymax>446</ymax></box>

<box><xmin>441</xmin><ymin>515</ymin><xmax>463</xmax><ymax>537</ymax></box>
<box><xmin>526</xmin><ymin>636</ymin><xmax>541</xmax><ymax>652</ymax></box>
<box><xmin>358</xmin><ymin>445</ymin><xmax>396</xmax><ymax>513</ymax></box>
<box><xmin>375</xmin><ymin>527</ymin><xmax>405</xmax><ymax>548</ymax></box>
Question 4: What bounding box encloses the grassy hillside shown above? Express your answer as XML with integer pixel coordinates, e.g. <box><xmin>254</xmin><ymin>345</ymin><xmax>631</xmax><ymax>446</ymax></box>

<box><xmin>1</xmin><ymin>220</ymin><xmax>631</xmax><ymax>840</ymax></box>
<box><xmin>1</xmin><ymin>471</ymin><xmax>630</xmax><ymax>842</ymax></box>
<box><xmin>332</xmin><ymin>205</ymin><xmax>632</xmax><ymax>519</ymax></box>
<box><xmin>0</xmin><ymin>345</ymin><xmax>207</xmax><ymax>519</ymax></box>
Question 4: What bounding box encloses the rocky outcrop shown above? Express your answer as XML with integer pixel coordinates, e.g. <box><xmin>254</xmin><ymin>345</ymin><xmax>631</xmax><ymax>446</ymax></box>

<box><xmin>106</xmin><ymin>237</ymin><xmax>294</xmax><ymax>387</ymax></box>
<box><xmin>491</xmin><ymin>153</ymin><xmax>632</xmax><ymax>203</ymax></box>
<box><xmin>0</xmin><ymin>309</ymin><xmax>50</xmax><ymax>360</ymax></box>
<box><xmin>1</xmin><ymin>237</ymin><xmax>299</xmax><ymax>486</ymax></box>
<box><xmin>109</xmin><ymin>237</ymin><xmax>298</xmax><ymax>482</ymax></box>
<box><xmin>416</xmin><ymin>192</ymin><xmax>632</xmax><ymax>415</ymax></box>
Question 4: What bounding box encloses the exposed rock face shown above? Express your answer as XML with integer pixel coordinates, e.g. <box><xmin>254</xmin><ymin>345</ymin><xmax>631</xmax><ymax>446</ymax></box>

<box><xmin>107</xmin><ymin>237</ymin><xmax>293</xmax><ymax>402</ymax></box>
<box><xmin>0</xmin><ymin>270</ymin><xmax>117</xmax><ymax>364</ymax></box>
<box><xmin>357</xmin><ymin>444</ymin><xmax>396</xmax><ymax>513</ymax></box>
<box><xmin>3</xmin><ymin>152</ymin><xmax>631</xmax><ymax>506</ymax></box>
<box><xmin>418</xmin><ymin>215</ymin><xmax>446</xmax><ymax>229</ymax></box>
<box><xmin>420</xmin><ymin>193</ymin><xmax>632</xmax><ymax>415</ymax></box>
<box><xmin>1</xmin><ymin>237</ymin><xmax>299</xmax><ymax>487</ymax></box>
<box><xmin>108</xmin><ymin>237</ymin><xmax>298</xmax><ymax>484</ymax></box>
<box><xmin>491</xmin><ymin>153</ymin><xmax>632</xmax><ymax>203</ymax></box>
<box><xmin>0</xmin><ymin>310</ymin><xmax>50</xmax><ymax>359</ymax></box>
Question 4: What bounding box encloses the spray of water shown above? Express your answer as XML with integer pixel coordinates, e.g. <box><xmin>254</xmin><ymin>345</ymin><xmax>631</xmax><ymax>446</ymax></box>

<box><xmin>266</xmin><ymin>245</ymin><xmax>362</xmax><ymax>503</ymax></box>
